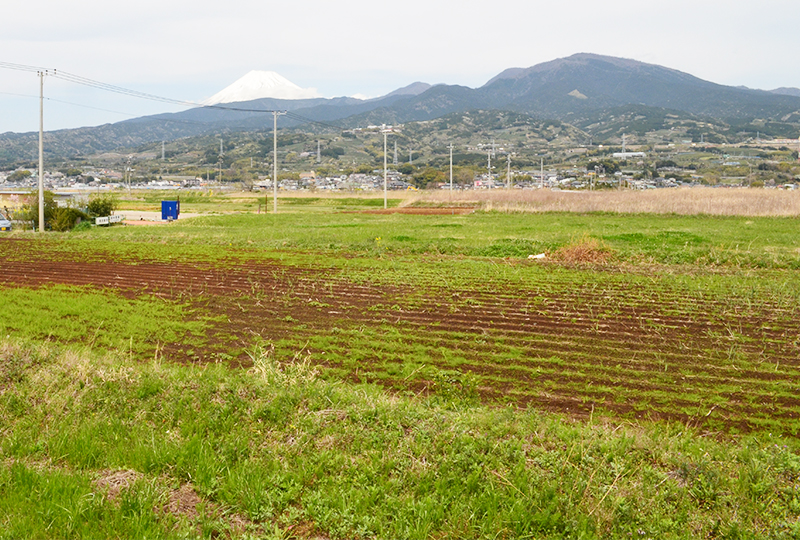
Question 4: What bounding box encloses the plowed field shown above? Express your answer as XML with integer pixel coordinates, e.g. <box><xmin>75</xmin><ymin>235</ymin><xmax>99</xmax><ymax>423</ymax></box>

<box><xmin>2</xmin><ymin>237</ymin><xmax>799</xmax><ymax>434</ymax></box>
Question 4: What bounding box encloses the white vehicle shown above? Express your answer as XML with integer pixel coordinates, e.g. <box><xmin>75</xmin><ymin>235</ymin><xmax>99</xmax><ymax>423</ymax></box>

<box><xmin>0</xmin><ymin>210</ymin><xmax>11</xmax><ymax>231</ymax></box>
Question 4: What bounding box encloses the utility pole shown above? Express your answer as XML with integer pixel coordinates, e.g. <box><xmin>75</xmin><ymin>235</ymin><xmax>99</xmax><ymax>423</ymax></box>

<box><xmin>218</xmin><ymin>137</ymin><xmax>223</xmax><ymax>183</ymax></box>
<box><xmin>449</xmin><ymin>143</ymin><xmax>453</xmax><ymax>191</ymax></box>
<box><xmin>540</xmin><ymin>158</ymin><xmax>544</xmax><ymax>189</ymax></box>
<box><xmin>317</xmin><ymin>140</ymin><xmax>321</xmax><ymax>163</ymax></box>
<box><xmin>37</xmin><ymin>70</ymin><xmax>46</xmax><ymax>232</ymax></box>
<box><xmin>487</xmin><ymin>150</ymin><xmax>492</xmax><ymax>189</ymax></box>
<box><xmin>393</xmin><ymin>140</ymin><xmax>398</xmax><ymax>166</ymax></box>
<box><xmin>272</xmin><ymin>110</ymin><xmax>286</xmax><ymax>214</ymax></box>
<box><xmin>125</xmin><ymin>155</ymin><xmax>132</xmax><ymax>191</ymax></box>
<box><xmin>383</xmin><ymin>131</ymin><xmax>388</xmax><ymax>209</ymax></box>
<box><xmin>506</xmin><ymin>154</ymin><xmax>511</xmax><ymax>188</ymax></box>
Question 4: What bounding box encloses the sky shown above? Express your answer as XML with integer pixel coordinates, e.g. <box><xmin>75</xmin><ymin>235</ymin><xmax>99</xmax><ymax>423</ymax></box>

<box><xmin>1</xmin><ymin>0</ymin><xmax>798</xmax><ymax>134</ymax></box>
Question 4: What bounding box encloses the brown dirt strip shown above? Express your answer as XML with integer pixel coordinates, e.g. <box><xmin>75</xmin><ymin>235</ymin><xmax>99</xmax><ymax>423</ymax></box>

<box><xmin>354</xmin><ymin>207</ymin><xmax>475</xmax><ymax>215</ymax></box>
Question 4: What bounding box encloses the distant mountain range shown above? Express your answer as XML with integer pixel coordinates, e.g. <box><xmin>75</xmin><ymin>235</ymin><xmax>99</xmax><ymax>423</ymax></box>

<box><xmin>1</xmin><ymin>53</ymin><xmax>799</xmax><ymax>162</ymax></box>
<box><xmin>770</xmin><ymin>87</ymin><xmax>800</xmax><ymax>98</ymax></box>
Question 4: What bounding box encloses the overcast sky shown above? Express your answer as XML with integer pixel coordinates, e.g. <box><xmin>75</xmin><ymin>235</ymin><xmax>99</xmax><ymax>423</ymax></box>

<box><xmin>1</xmin><ymin>0</ymin><xmax>798</xmax><ymax>133</ymax></box>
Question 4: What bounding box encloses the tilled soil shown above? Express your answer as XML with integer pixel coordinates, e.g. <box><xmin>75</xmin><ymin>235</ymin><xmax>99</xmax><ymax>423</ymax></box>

<box><xmin>2</xmin><ymin>237</ymin><xmax>799</xmax><ymax>433</ymax></box>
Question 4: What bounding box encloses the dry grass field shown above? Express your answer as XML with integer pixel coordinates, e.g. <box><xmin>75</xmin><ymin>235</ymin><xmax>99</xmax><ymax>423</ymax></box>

<box><xmin>413</xmin><ymin>187</ymin><xmax>800</xmax><ymax>216</ymax></box>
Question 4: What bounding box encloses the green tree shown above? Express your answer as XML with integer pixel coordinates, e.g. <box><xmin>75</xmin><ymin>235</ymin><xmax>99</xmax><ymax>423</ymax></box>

<box><xmin>413</xmin><ymin>167</ymin><xmax>446</xmax><ymax>188</ymax></box>
<box><xmin>21</xmin><ymin>190</ymin><xmax>57</xmax><ymax>229</ymax></box>
<box><xmin>7</xmin><ymin>170</ymin><xmax>32</xmax><ymax>182</ymax></box>
<box><xmin>86</xmin><ymin>194</ymin><xmax>117</xmax><ymax>217</ymax></box>
<box><xmin>398</xmin><ymin>163</ymin><xmax>415</xmax><ymax>175</ymax></box>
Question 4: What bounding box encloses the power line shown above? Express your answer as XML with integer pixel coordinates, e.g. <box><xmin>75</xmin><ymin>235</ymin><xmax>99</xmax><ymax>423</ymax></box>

<box><xmin>0</xmin><ymin>61</ymin><xmax>438</xmax><ymax>161</ymax></box>
<box><xmin>0</xmin><ymin>61</ymin><xmax>291</xmax><ymax>115</ymax></box>
<box><xmin>0</xmin><ymin>61</ymin><xmax>45</xmax><ymax>73</ymax></box>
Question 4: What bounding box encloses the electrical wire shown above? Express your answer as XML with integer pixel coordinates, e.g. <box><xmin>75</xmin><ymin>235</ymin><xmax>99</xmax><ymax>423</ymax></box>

<box><xmin>0</xmin><ymin>61</ymin><xmax>47</xmax><ymax>73</ymax></box>
<box><xmin>0</xmin><ymin>60</ymin><xmax>291</xmax><ymax>115</ymax></box>
<box><xmin>0</xmin><ymin>61</ymin><xmax>424</xmax><ymax>148</ymax></box>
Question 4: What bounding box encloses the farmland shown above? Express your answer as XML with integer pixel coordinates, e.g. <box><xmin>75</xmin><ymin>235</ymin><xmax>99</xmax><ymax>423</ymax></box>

<box><xmin>1</xmin><ymin>192</ymin><xmax>800</xmax><ymax>538</ymax></box>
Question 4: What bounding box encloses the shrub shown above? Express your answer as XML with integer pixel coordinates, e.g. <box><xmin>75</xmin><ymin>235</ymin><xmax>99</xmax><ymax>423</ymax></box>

<box><xmin>51</xmin><ymin>207</ymin><xmax>89</xmax><ymax>232</ymax></box>
<box><xmin>86</xmin><ymin>194</ymin><xmax>117</xmax><ymax>217</ymax></box>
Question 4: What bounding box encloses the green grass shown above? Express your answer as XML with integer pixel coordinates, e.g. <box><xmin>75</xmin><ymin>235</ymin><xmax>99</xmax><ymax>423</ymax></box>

<box><xmin>0</xmin><ymin>285</ymin><xmax>211</xmax><ymax>357</ymax></box>
<box><xmin>2</xmin><ymin>340</ymin><xmax>800</xmax><ymax>539</ymax></box>
<box><xmin>117</xmin><ymin>191</ymin><xmax>407</xmax><ymax>215</ymax></box>
<box><xmin>44</xmin><ymin>210</ymin><xmax>800</xmax><ymax>268</ymax></box>
<box><xmin>3</xmin><ymin>208</ymin><xmax>800</xmax><ymax>537</ymax></box>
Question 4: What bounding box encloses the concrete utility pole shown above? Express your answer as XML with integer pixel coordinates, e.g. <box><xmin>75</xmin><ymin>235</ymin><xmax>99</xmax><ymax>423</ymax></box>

<box><xmin>540</xmin><ymin>158</ymin><xmax>544</xmax><ymax>188</ymax></box>
<box><xmin>317</xmin><ymin>140</ymin><xmax>321</xmax><ymax>163</ymax></box>
<box><xmin>393</xmin><ymin>140</ymin><xmax>398</xmax><ymax>166</ymax></box>
<box><xmin>37</xmin><ymin>70</ymin><xmax>45</xmax><ymax>232</ymax></box>
<box><xmin>272</xmin><ymin>110</ymin><xmax>286</xmax><ymax>214</ymax></box>
<box><xmin>125</xmin><ymin>155</ymin><xmax>132</xmax><ymax>191</ymax></box>
<box><xmin>506</xmin><ymin>154</ymin><xmax>511</xmax><ymax>188</ymax></box>
<box><xmin>487</xmin><ymin>150</ymin><xmax>492</xmax><ymax>189</ymax></box>
<box><xmin>383</xmin><ymin>131</ymin><xmax>388</xmax><ymax>209</ymax></box>
<box><xmin>218</xmin><ymin>137</ymin><xmax>224</xmax><ymax>183</ymax></box>
<box><xmin>449</xmin><ymin>143</ymin><xmax>453</xmax><ymax>191</ymax></box>
<box><xmin>273</xmin><ymin>113</ymin><xmax>278</xmax><ymax>213</ymax></box>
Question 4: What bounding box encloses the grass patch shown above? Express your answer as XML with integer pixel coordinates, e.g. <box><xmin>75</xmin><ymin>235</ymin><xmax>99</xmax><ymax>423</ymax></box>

<box><xmin>2</xmin><ymin>340</ymin><xmax>800</xmax><ymax>539</ymax></box>
<box><xmin>0</xmin><ymin>285</ymin><xmax>210</xmax><ymax>357</ymax></box>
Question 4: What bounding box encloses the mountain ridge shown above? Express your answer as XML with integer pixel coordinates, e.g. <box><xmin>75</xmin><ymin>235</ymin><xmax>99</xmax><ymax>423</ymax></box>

<box><xmin>2</xmin><ymin>53</ymin><xmax>799</xmax><ymax>162</ymax></box>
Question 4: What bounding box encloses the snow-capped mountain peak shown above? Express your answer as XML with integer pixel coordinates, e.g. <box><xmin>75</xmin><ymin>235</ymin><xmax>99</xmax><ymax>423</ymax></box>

<box><xmin>202</xmin><ymin>71</ymin><xmax>322</xmax><ymax>105</ymax></box>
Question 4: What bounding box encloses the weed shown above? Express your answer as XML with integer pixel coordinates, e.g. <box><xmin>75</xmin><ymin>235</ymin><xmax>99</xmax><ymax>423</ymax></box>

<box><xmin>552</xmin><ymin>234</ymin><xmax>614</xmax><ymax>265</ymax></box>
<box><xmin>247</xmin><ymin>342</ymin><xmax>318</xmax><ymax>387</ymax></box>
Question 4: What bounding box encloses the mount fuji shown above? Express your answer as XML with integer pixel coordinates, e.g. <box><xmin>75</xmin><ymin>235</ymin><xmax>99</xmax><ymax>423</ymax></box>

<box><xmin>202</xmin><ymin>71</ymin><xmax>322</xmax><ymax>105</ymax></box>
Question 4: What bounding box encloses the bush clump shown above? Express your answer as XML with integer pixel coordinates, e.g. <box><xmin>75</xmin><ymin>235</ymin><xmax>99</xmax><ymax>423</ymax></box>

<box><xmin>50</xmin><ymin>207</ymin><xmax>89</xmax><ymax>232</ymax></box>
<box><xmin>86</xmin><ymin>194</ymin><xmax>118</xmax><ymax>217</ymax></box>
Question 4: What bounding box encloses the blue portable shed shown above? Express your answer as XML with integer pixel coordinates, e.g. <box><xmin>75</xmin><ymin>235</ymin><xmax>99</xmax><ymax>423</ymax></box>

<box><xmin>161</xmin><ymin>200</ymin><xmax>180</xmax><ymax>221</ymax></box>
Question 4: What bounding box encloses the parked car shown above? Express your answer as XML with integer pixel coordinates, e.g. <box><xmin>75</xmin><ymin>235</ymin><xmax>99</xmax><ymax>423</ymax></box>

<box><xmin>0</xmin><ymin>211</ymin><xmax>11</xmax><ymax>231</ymax></box>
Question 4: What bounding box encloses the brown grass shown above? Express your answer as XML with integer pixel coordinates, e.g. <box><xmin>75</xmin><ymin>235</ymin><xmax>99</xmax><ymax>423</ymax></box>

<box><xmin>551</xmin><ymin>235</ymin><xmax>614</xmax><ymax>265</ymax></box>
<box><xmin>411</xmin><ymin>187</ymin><xmax>800</xmax><ymax>216</ymax></box>
<box><xmin>94</xmin><ymin>469</ymin><xmax>143</xmax><ymax>503</ymax></box>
